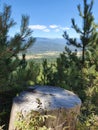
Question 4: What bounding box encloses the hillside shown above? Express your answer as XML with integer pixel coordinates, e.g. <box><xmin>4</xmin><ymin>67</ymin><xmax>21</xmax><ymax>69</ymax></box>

<box><xmin>27</xmin><ymin>37</ymin><xmax>66</xmax><ymax>54</ymax></box>
<box><xmin>25</xmin><ymin>37</ymin><xmax>76</xmax><ymax>60</ymax></box>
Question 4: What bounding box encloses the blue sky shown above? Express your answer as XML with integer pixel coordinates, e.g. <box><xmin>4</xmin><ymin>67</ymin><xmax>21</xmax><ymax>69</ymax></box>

<box><xmin>0</xmin><ymin>0</ymin><xmax>98</xmax><ymax>38</ymax></box>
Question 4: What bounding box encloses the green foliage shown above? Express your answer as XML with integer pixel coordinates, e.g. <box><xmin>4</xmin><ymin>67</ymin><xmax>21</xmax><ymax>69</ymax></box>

<box><xmin>0</xmin><ymin>4</ymin><xmax>35</xmax><ymax>92</ymax></box>
<box><xmin>54</xmin><ymin>0</ymin><xmax>98</xmax><ymax>99</ymax></box>
<box><xmin>54</xmin><ymin>47</ymin><xmax>82</xmax><ymax>89</ymax></box>
<box><xmin>0</xmin><ymin>4</ymin><xmax>36</xmax><ymax>129</ymax></box>
<box><xmin>10</xmin><ymin>60</ymin><xmax>40</xmax><ymax>89</ymax></box>
<box><xmin>15</xmin><ymin>111</ymin><xmax>53</xmax><ymax>130</ymax></box>
<box><xmin>40</xmin><ymin>59</ymin><xmax>56</xmax><ymax>85</ymax></box>
<box><xmin>63</xmin><ymin>0</ymin><xmax>98</xmax><ymax>65</ymax></box>
<box><xmin>77</xmin><ymin>113</ymin><xmax>98</xmax><ymax>130</ymax></box>
<box><xmin>14</xmin><ymin>99</ymin><xmax>55</xmax><ymax>130</ymax></box>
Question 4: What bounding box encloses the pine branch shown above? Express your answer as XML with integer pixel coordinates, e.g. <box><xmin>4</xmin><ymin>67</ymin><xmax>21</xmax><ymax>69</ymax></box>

<box><xmin>63</xmin><ymin>31</ymin><xmax>82</xmax><ymax>48</ymax></box>
<box><xmin>77</xmin><ymin>4</ymin><xmax>83</xmax><ymax>17</ymax></box>
<box><xmin>71</xmin><ymin>18</ymin><xmax>83</xmax><ymax>34</ymax></box>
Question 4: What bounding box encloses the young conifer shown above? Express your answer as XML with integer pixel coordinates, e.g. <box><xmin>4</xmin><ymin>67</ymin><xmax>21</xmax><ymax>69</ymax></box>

<box><xmin>0</xmin><ymin>5</ymin><xmax>35</xmax><ymax>91</ymax></box>
<box><xmin>63</xmin><ymin>0</ymin><xmax>98</xmax><ymax>65</ymax></box>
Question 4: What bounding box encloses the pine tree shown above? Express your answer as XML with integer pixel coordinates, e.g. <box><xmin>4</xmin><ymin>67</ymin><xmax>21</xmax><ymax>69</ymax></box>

<box><xmin>55</xmin><ymin>0</ymin><xmax>98</xmax><ymax>101</ymax></box>
<box><xmin>63</xmin><ymin>0</ymin><xmax>98</xmax><ymax>65</ymax></box>
<box><xmin>0</xmin><ymin>5</ymin><xmax>35</xmax><ymax>91</ymax></box>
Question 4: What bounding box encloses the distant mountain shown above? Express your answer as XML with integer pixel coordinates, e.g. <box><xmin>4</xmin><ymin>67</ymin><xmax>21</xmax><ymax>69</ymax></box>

<box><xmin>27</xmin><ymin>37</ymin><xmax>76</xmax><ymax>55</ymax></box>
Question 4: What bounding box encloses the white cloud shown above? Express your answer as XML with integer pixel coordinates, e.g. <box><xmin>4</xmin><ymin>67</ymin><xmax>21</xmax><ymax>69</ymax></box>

<box><xmin>43</xmin><ymin>29</ymin><xmax>50</xmax><ymax>32</ymax></box>
<box><xmin>49</xmin><ymin>24</ymin><xmax>70</xmax><ymax>32</ymax></box>
<box><xmin>28</xmin><ymin>25</ymin><xmax>47</xmax><ymax>30</ymax></box>
<box><xmin>28</xmin><ymin>24</ymin><xmax>70</xmax><ymax>34</ymax></box>
<box><xmin>60</xmin><ymin>27</ymin><xmax>70</xmax><ymax>30</ymax></box>
<box><xmin>55</xmin><ymin>29</ymin><xmax>60</xmax><ymax>32</ymax></box>
<box><xmin>49</xmin><ymin>24</ymin><xmax>59</xmax><ymax>29</ymax></box>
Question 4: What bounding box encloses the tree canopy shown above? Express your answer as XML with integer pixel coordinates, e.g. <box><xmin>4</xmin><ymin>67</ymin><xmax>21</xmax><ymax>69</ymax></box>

<box><xmin>0</xmin><ymin>5</ymin><xmax>35</xmax><ymax>91</ymax></box>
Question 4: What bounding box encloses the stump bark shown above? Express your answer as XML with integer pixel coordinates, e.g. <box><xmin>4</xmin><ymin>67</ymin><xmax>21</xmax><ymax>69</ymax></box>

<box><xmin>9</xmin><ymin>86</ymin><xmax>81</xmax><ymax>130</ymax></box>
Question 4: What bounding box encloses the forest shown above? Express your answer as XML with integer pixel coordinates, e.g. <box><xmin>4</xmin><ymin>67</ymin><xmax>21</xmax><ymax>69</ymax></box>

<box><xmin>0</xmin><ymin>0</ymin><xmax>98</xmax><ymax>129</ymax></box>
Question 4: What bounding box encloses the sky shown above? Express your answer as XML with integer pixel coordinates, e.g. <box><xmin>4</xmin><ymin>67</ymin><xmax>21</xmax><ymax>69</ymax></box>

<box><xmin>0</xmin><ymin>0</ymin><xmax>98</xmax><ymax>38</ymax></box>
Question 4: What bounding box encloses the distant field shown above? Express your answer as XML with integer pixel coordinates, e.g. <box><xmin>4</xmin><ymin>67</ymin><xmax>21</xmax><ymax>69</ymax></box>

<box><xmin>18</xmin><ymin>37</ymin><xmax>81</xmax><ymax>61</ymax></box>
<box><xmin>18</xmin><ymin>51</ymin><xmax>60</xmax><ymax>63</ymax></box>
<box><xmin>19</xmin><ymin>37</ymin><xmax>66</xmax><ymax>60</ymax></box>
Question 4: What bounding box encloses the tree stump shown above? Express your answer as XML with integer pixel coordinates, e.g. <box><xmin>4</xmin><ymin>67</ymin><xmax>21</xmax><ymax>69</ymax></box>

<box><xmin>9</xmin><ymin>86</ymin><xmax>81</xmax><ymax>130</ymax></box>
